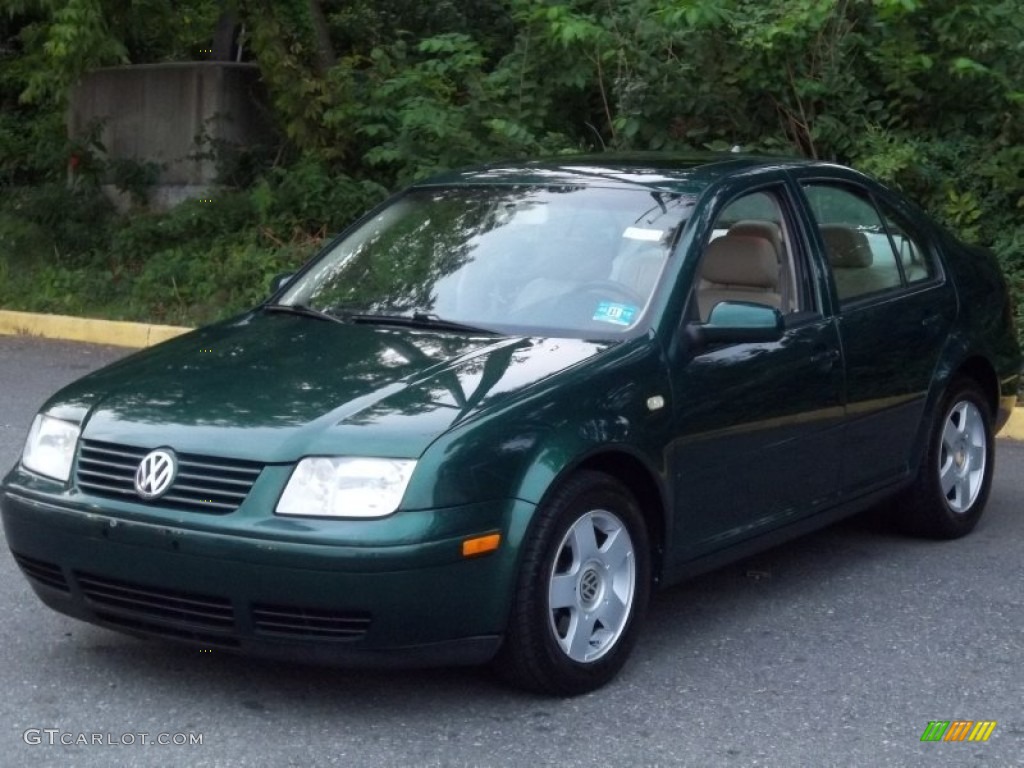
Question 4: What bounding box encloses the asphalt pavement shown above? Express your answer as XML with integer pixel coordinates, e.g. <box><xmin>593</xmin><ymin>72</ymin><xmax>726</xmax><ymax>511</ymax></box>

<box><xmin>0</xmin><ymin>335</ymin><xmax>1021</xmax><ymax>768</ymax></box>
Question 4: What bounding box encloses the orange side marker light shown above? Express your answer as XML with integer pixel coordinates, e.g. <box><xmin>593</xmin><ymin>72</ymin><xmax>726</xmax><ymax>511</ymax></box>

<box><xmin>462</xmin><ymin>533</ymin><xmax>501</xmax><ymax>558</ymax></box>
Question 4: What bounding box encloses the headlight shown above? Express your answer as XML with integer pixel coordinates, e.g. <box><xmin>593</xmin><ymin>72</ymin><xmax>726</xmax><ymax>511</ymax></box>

<box><xmin>276</xmin><ymin>457</ymin><xmax>416</xmax><ymax>518</ymax></box>
<box><xmin>21</xmin><ymin>414</ymin><xmax>81</xmax><ymax>482</ymax></box>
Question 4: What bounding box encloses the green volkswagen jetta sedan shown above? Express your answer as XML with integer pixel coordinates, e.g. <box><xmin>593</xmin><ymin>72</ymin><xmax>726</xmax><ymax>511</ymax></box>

<box><xmin>2</xmin><ymin>154</ymin><xmax>1019</xmax><ymax>695</ymax></box>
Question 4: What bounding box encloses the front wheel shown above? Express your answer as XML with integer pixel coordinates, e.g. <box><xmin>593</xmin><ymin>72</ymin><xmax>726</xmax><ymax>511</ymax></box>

<box><xmin>898</xmin><ymin>378</ymin><xmax>994</xmax><ymax>539</ymax></box>
<box><xmin>495</xmin><ymin>471</ymin><xmax>651</xmax><ymax>695</ymax></box>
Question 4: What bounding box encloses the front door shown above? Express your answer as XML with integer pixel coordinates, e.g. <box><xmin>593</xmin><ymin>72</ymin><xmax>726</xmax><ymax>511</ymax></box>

<box><xmin>665</xmin><ymin>182</ymin><xmax>845</xmax><ymax>564</ymax></box>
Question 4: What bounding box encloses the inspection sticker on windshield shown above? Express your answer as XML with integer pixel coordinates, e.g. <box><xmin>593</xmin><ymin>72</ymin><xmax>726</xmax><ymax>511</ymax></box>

<box><xmin>593</xmin><ymin>301</ymin><xmax>637</xmax><ymax>326</ymax></box>
<box><xmin>622</xmin><ymin>226</ymin><xmax>664</xmax><ymax>242</ymax></box>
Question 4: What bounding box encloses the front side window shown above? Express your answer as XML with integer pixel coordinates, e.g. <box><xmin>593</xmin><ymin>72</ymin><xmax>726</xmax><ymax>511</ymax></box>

<box><xmin>280</xmin><ymin>186</ymin><xmax>695</xmax><ymax>338</ymax></box>
<box><xmin>695</xmin><ymin>188</ymin><xmax>804</xmax><ymax>320</ymax></box>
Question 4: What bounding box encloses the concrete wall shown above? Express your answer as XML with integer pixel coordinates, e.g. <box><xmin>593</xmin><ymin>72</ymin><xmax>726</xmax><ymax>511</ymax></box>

<box><xmin>68</xmin><ymin>63</ymin><xmax>272</xmax><ymax>209</ymax></box>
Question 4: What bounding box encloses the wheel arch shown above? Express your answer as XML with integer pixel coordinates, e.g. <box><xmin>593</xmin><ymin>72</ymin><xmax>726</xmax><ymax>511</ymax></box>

<box><xmin>493</xmin><ymin>455</ymin><xmax>661</xmax><ymax>694</ymax></box>
<box><xmin>896</xmin><ymin>356</ymin><xmax>997</xmax><ymax>538</ymax></box>
<box><xmin>951</xmin><ymin>354</ymin><xmax>1000</xmax><ymax>417</ymax></box>
<box><xmin>911</xmin><ymin>346</ymin><xmax>1003</xmax><ymax>476</ymax></box>
<box><xmin>529</xmin><ymin>448</ymin><xmax>670</xmax><ymax>584</ymax></box>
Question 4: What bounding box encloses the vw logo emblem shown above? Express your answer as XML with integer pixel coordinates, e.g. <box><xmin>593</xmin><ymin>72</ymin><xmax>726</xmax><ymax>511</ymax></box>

<box><xmin>134</xmin><ymin>449</ymin><xmax>177</xmax><ymax>500</ymax></box>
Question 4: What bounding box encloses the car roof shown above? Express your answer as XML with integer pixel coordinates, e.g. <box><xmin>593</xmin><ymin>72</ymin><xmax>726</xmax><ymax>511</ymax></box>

<box><xmin>414</xmin><ymin>152</ymin><xmax>826</xmax><ymax>195</ymax></box>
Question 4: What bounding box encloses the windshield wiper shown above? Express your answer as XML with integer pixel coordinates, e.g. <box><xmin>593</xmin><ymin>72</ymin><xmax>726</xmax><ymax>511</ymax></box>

<box><xmin>349</xmin><ymin>311</ymin><xmax>502</xmax><ymax>335</ymax></box>
<box><xmin>263</xmin><ymin>303</ymin><xmax>344</xmax><ymax>324</ymax></box>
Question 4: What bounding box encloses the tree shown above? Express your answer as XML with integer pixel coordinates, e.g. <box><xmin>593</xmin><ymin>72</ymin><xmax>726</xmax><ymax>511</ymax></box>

<box><xmin>1</xmin><ymin>0</ymin><xmax>1022</xmax><ymax>327</ymax></box>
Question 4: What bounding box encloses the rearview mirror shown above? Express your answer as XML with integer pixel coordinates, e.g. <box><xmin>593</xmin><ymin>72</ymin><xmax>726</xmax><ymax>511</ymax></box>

<box><xmin>269</xmin><ymin>272</ymin><xmax>294</xmax><ymax>295</ymax></box>
<box><xmin>685</xmin><ymin>301</ymin><xmax>784</xmax><ymax>350</ymax></box>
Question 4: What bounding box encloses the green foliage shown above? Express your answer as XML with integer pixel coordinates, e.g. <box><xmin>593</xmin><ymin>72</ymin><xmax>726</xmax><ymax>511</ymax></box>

<box><xmin>320</xmin><ymin>33</ymin><xmax>575</xmax><ymax>186</ymax></box>
<box><xmin>236</xmin><ymin>0</ymin><xmax>332</xmax><ymax>151</ymax></box>
<box><xmin>249</xmin><ymin>155</ymin><xmax>388</xmax><ymax>236</ymax></box>
<box><xmin>106</xmin><ymin>156</ymin><xmax>161</xmax><ymax>206</ymax></box>
<box><xmin>0</xmin><ymin>107</ymin><xmax>66</xmax><ymax>184</ymax></box>
<box><xmin>0</xmin><ymin>0</ymin><xmax>1022</xmax><ymax>336</ymax></box>
<box><xmin>191</xmin><ymin>125</ymin><xmax>278</xmax><ymax>190</ymax></box>
<box><xmin>0</xmin><ymin>159</ymin><xmax>388</xmax><ymax>324</ymax></box>
<box><xmin>3</xmin><ymin>0</ymin><xmax>224</xmax><ymax>103</ymax></box>
<box><xmin>0</xmin><ymin>11</ymin><xmax>67</xmax><ymax>183</ymax></box>
<box><xmin>0</xmin><ymin>182</ymin><xmax>118</xmax><ymax>317</ymax></box>
<box><xmin>1</xmin><ymin>182</ymin><xmax>115</xmax><ymax>257</ymax></box>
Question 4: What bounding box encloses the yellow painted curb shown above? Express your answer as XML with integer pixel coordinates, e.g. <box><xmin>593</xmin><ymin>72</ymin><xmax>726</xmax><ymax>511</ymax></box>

<box><xmin>0</xmin><ymin>309</ymin><xmax>191</xmax><ymax>349</ymax></box>
<box><xmin>998</xmin><ymin>406</ymin><xmax>1024</xmax><ymax>441</ymax></box>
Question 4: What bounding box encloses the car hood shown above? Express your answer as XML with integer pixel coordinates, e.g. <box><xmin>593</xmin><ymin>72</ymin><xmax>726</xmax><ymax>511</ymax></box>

<box><xmin>50</xmin><ymin>312</ymin><xmax>612</xmax><ymax>462</ymax></box>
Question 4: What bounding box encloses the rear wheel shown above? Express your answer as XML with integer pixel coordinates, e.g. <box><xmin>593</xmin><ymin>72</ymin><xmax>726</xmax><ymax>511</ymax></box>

<box><xmin>898</xmin><ymin>378</ymin><xmax>994</xmax><ymax>539</ymax></box>
<box><xmin>495</xmin><ymin>471</ymin><xmax>651</xmax><ymax>695</ymax></box>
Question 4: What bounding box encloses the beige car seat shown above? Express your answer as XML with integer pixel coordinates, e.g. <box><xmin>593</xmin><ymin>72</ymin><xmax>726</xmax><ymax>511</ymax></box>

<box><xmin>820</xmin><ymin>225</ymin><xmax>890</xmax><ymax>299</ymax></box>
<box><xmin>728</xmin><ymin>220</ymin><xmax>793</xmax><ymax>311</ymax></box>
<box><xmin>697</xmin><ymin>234</ymin><xmax>782</xmax><ymax>320</ymax></box>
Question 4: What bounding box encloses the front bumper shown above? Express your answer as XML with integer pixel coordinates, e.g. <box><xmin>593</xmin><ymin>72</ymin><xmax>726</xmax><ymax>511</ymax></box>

<box><xmin>1</xmin><ymin>485</ymin><xmax>536</xmax><ymax>667</ymax></box>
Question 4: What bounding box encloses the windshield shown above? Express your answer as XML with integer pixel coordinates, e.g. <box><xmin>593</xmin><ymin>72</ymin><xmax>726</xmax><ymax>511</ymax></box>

<box><xmin>279</xmin><ymin>185</ymin><xmax>695</xmax><ymax>337</ymax></box>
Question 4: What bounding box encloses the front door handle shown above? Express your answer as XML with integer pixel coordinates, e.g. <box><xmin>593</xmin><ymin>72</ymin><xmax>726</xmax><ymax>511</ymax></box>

<box><xmin>810</xmin><ymin>347</ymin><xmax>841</xmax><ymax>371</ymax></box>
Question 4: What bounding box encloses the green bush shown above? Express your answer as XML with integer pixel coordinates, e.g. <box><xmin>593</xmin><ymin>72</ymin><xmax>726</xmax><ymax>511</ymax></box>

<box><xmin>0</xmin><ymin>160</ymin><xmax>387</xmax><ymax>325</ymax></box>
<box><xmin>0</xmin><ymin>0</ymin><xmax>1022</xmax><ymax>339</ymax></box>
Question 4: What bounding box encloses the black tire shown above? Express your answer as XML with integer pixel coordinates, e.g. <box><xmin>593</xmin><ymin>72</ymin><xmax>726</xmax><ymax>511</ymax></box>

<box><xmin>494</xmin><ymin>471</ymin><xmax>651</xmax><ymax>696</ymax></box>
<box><xmin>898</xmin><ymin>378</ymin><xmax>994</xmax><ymax>539</ymax></box>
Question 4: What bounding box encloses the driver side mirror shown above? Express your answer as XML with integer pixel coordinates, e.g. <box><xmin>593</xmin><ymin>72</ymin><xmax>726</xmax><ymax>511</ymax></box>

<box><xmin>685</xmin><ymin>301</ymin><xmax>784</xmax><ymax>351</ymax></box>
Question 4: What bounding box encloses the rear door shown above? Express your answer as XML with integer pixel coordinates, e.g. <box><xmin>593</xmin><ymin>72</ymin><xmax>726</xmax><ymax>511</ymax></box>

<box><xmin>791</xmin><ymin>175</ymin><xmax>956</xmax><ymax>493</ymax></box>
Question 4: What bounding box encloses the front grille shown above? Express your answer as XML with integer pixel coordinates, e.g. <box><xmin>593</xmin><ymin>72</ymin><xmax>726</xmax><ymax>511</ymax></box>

<box><xmin>12</xmin><ymin>552</ymin><xmax>70</xmax><ymax>593</ymax></box>
<box><xmin>76</xmin><ymin>439</ymin><xmax>263</xmax><ymax>513</ymax></box>
<box><xmin>75</xmin><ymin>571</ymin><xmax>236</xmax><ymax>631</ymax></box>
<box><xmin>252</xmin><ymin>603</ymin><xmax>371</xmax><ymax>641</ymax></box>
